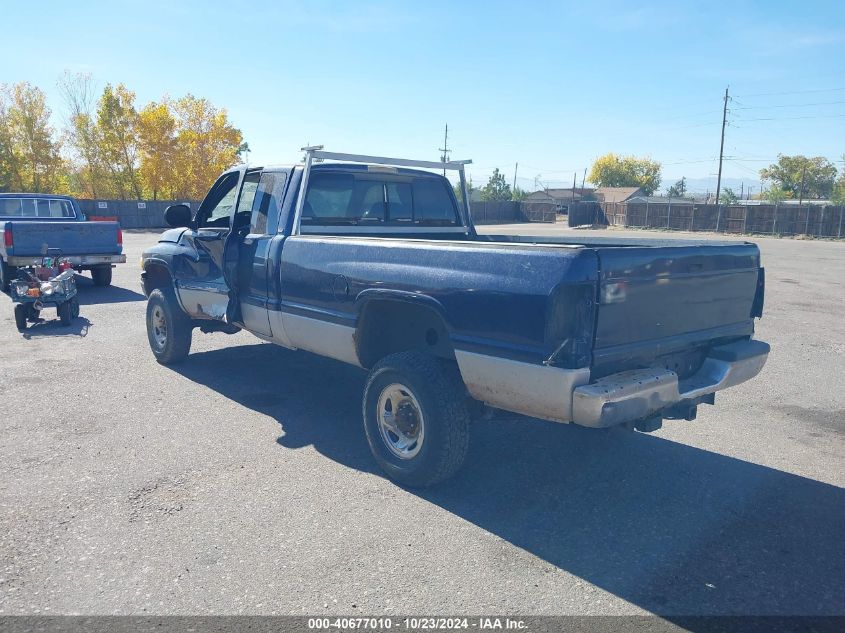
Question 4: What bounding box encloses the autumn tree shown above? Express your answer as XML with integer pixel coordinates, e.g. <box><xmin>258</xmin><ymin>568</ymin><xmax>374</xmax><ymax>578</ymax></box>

<box><xmin>96</xmin><ymin>84</ymin><xmax>142</xmax><ymax>199</ymax></box>
<box><xmin>170</xmin><ymin>95</ymin><xmax>243</xmax><ymax>199</ymax></box>
<box><xmin>0</xmin><ymin>83</ymin><xmax>64</xmax><ymax>192</ymax></box>
<box><xmin>760</xmin><ymin>155</ymin><xmax>837</xmax><ymax>200</ymax></box>
<box><xmin>480</xmin><ymin>168</ymin><xmax>511</xmax><ymax>201</ymax></box>
<box><xmin>588</xmin><ymin>153</ymin><xmax>661</xmax><ymax>195</ymax></box>
<box><xmin>58</xmin><ymin>71</ymin><xmax>104</xmax><ymax>198</ymax></box>
<box><xmin>137</xmin><ymin>100</ymin><xmax>177</xmax><ymax>200</ymax></box>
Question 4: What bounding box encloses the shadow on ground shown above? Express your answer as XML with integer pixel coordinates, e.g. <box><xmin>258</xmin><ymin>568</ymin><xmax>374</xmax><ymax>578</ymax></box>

<box><xmin>172</xmin><ymin>343</ymin><xmax>845</xmax><ymax>617</ymax></box>
<box><xmin>19</xmin><ymin>316</ymin><xmax>92</xmax><ymax>338</ymax></box>
<box><xmin>74</xmin><ymin>275</ymin><xmax>145</xmax><ymax>305</ymax></box>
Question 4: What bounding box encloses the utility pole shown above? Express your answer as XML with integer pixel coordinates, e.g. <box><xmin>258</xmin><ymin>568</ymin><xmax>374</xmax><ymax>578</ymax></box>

<box><xmin>572</xmin><ymin>172</ymin><xmax>577</xmax><ymax>200</ymax></box>
<box><xmin>513</xmin><ymin>162</ymin><xmax>518</xmax><ymax>191</ymax></box>
<box><xmin>798</xmin><ymin>164</ymin><xmax>807</xmax><ymax>206</ymax></box>
<box><xmin>581</xmin><ymin>167</ymin><xmax>587</xmax><ymax>190</ymax></box>
<box><xmin>740</xmin><ymin>181</ymin><xmax>744</xmax><ymax>200</ymax></box>
<box><xmin>715</xmin><ymin>86</ymin><xmax>729</xmax><ymax>206</ymax></box>
<box><xmin>439</xmin><ymin>124</ymin><xmax>450</xmax><ymax>176</ymax></box>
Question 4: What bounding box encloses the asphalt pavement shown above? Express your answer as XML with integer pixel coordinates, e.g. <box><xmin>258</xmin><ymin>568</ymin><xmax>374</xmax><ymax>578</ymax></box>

<box><xmin>0</xmin><ymin>226</ymin><xmax>843</xmax><ymax>616</ymax></box>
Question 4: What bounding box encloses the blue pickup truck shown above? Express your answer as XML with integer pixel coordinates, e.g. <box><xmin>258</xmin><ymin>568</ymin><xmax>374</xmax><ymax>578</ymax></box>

<box><xmin>1</xmin><ymin>193</ymin><xmax>125</xmax><ymax>291</ymax></box>
<box><xmin>141</xmin><ymin>148</ymin><xmax>769</xmax><ymax>486</ymax></box>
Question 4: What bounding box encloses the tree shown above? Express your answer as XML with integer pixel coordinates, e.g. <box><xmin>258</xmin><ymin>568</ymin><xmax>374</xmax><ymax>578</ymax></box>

<box><xmin>666</xmin><ymin>177</ymin><xmax>688</xmax><ymax>198</ymax></box>
<box><xmin>97</xmin><ymin>83</ymin><xmax>142</xmax><ymax>199</ymax></box>
<box><xmin>511</xmin><ymin>185</ymin><xmax>528</xmax><ymax>201</ymax></box>
<box><xmin>137</xmin><ymin>100</ymin><xmax>177</xmax><ymax>200</ymax></box>
<box><xmin>0</xmin><ymin>82</ymin><xmax>64</xmax><ymax>193</ymax></box>
<box><xmin>832</xmin><ymin>167</ymin><xmax>845</xmax><ymax>205</ymax></box>
<box><xmin>170</xmin><ymin>95</ymin><xmax>243</xmax><ymax>200</ymax></box>
<box><xmin>58</xmin><ymin>71</ymin><xmax>104</xmax><ymax>198</ymax></box>
<box><xmin>453</xmin><ymin>177</ymin><xmax>474</xmax><ymax>204</ymax></box>
<box><xmin>480</xmin><ymin>168</ymin><xmax>511</xmax><ymax>201</ymax></box>
<box><xmin>588</xmin><ymin>153</ymin><xmax>661</xmax><ymax>195</ymax></box>
<box><xmin>760</xmin><ymin>155</ymin><xmax>837</xmax><ymax>200</ymax></box>
<box><xmin>721</xmin><ymin>187</ymin><xmax>739</xmax><ymax>204</ymax></box>
<box><xmin>763</xmin><ymin>186</ymin><xmax>789</xmax><ymax>204</ymax></box>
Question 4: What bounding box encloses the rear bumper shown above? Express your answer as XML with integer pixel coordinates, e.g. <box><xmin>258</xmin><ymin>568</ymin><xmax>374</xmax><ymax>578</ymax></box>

<box><xmin>455</xmin><ymin>339</ymin><xmax>769</xmax><ymax>427</ymax></box>
<box><xmin>7</xmin><ymin>254</ymin><xmax>126</xmax><ymax>267</ymax></box>
<box><xmin>571</xmin><ymin>339</ymin><xmax>770</xmax><ymax>428</ymax></box>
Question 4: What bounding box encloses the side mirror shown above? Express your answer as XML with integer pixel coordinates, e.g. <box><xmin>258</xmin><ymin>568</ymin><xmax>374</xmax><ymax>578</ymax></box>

<box><xmin>165</xmin><ymin>203</ymin><xmax>192</xmax><ymax>228</ymax></box>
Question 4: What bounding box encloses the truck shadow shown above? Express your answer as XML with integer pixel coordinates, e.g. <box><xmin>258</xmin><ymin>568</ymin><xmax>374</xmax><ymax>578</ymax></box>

<box><xmin>74</xmin><ymin>275</ymin><xmax>145</xmax><ymax>305</ymax></box>
<box><xmin>172</xmin><ymin>342</ymin><xmax>845</xmax><ymax>618</ymax></box>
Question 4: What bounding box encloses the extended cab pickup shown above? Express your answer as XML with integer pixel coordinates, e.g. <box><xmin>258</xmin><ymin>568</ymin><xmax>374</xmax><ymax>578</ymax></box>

<box><xmin>141</xmin><ymin>149</ymin><xmax>769</xmax><ymax>486</ymax></box>
<box><xmin>1</xmin><ymin>193</ymin><xmax>126</xmax><ymax>290</ymax></box>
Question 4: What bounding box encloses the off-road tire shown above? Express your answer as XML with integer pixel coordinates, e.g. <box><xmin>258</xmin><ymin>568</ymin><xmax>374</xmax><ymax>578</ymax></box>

<box><xmin>363</xmin><ymin>351</ymin><xmax>471</xmax><ymax>487</ymax></box>
<box><xmin>14</xmin><ymin>304</ymin><xmax>27</xmax><ymax>330</ymax></box>
<box><xmin>58</xmin><ymin>300</ymin><xmax>73</xmax><ymax>326</ymax></box>
<box><xmin>91</xmin><ymin>266</ymin><xmax>112</xmax><ymax>287</ymax></box>
<box><xmin>1</xmin><ymin>259</ymin><xmax>17</xmax><ymax>293</ymax></box>
<box><xmin>146</xmin><ymin>287</ymin><xmax>192</xmax><ymax>365</ymax></box>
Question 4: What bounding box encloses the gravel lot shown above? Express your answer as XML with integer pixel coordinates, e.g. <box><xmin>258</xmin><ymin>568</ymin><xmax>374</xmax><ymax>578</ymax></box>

<box><xmin>0</xmin><ymin>226</ymin><xmax>843</xmax><ymax>616</ymax></box>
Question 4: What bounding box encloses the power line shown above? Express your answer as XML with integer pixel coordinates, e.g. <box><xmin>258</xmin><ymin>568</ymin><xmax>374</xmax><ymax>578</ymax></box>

<box><xmin>732</xmin><ymin>112</ymin><xmax>845</xmax><ymax>122</ymax></box>
<box><xmin>734</xmin><ymin>99</ymin><xmax>845</xmax><ymax>110</ymax></box>
<box><xmin>737</xmin><ymin>87</ymin><xmax>845</xmax><ymax>97</ymax></box>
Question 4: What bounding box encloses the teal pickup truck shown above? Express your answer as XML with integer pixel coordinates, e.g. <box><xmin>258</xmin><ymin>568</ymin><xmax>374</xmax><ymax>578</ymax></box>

<box><xmin>1</xmin><ymin>193</ymin><xmax>126</xmax><ymax>291</ymax></box>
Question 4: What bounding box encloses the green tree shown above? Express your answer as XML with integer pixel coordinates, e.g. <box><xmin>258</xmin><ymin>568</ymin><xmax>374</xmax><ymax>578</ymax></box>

<box><xmin>760</xmin><ymin>155</ymin><xmax>837</xmax><ymax>200</ymax></box>
<box><xmin>588</xmin><ymin>153</ymin><xmax>661</xmax><ymax>195</ymax></box>
<box><xmin>480</xmin><ymin>168</ymin><xmax>511</xmax><ymax>201</ymax></box>
<box><xmin>763</xmin><ymin>186</ymin><xmax>789</xmax><ymax>204</ymax></box>
<box><xmin>666</xmin><ymin>177</ymin><xmax>688</xmax><ymax>198</ymax></box>
<box><xmin>832</xmin><ymin>171</ymin><xmax>845</xmax><ymax>205</ymax></box>
<box><xmin>511</xmin><ymin>185</ymin><xmax>528</xmax><ymax>201</ymax></box>
<box><xmin>453</xmin><ymin>177</ymin><xmax>475</xmax><ymax>204</ymax></box>
<box><xmin>0</xmin><ymin>82</ymin><xmax>64</xmax><ymax>192</ymax></box>
<box><xmin>721</xmin><ymin>187</ymin><xmax>739</xmax><ymax>204</ymax></box>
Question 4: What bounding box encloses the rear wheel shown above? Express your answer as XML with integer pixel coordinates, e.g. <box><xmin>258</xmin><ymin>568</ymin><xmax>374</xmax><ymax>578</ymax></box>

<box><xmin>363</xmin><ymin>351</ymin><xmax>470</xmax><ymax>487</ymax></box>
<box><xmin>146</xmin><ymin>287</ymin><xmax>192</xmax><ymax>364</ymax></box>
<box><xmin>0</xmin><ymin>259</ymin><xmax>17</xmax><ymax>293</ymax></box>
<box><xmin>14</xmin><ymin>304</ymin><xmax>27</xmax><ymax>330</ymax></box>
<box><xmin>91</xmin><ymin>266</ymin><xmax>112</xmax><ymax>287</ymax></box>
<box><xmin>58</xmin><ymin>301</ymin><xmax>73</xmax><ymax>326</ymax></box>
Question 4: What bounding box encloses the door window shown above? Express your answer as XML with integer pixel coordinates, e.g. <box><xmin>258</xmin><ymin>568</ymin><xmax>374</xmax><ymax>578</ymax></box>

<box><xmin>198</xmin><ymin>172</ymin><xmax>240</xmax><ymax>228</ymax></box>
<box><xmin>251</xmin><ymin>172</ymin><xmax>287</xmax><ymax>234</ymax></box>
<box><xmin>234</xmin><ymin>171</ymin><xmax>261</xmax><ymax>230</ymax></box>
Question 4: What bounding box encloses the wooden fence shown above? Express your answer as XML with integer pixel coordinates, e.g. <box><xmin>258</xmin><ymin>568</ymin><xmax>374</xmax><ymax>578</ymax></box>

<box><xmin>596</xmin><ymin>201</ymin><xmax>845</xmax><ymax>238</ymax></box>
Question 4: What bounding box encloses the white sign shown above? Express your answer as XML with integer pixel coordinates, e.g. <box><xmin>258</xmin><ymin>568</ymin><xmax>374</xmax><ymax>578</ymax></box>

<box><xmin>138</xmin><ymin>202</ymin><xmax>146</xmax><ymax>209</ymax></box>
<box><xmin>97</xmin><ymin>202</ymin><xmax>107</xmax><ymax>209</ymax></box>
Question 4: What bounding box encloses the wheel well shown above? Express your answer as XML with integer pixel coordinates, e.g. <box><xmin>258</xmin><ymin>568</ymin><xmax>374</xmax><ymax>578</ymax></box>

<box><xmin>142</xmin><ymin>264</ymin><xmax>173</xmax><ymax>296</ymax></box>
<box><xmin>355</xmin><ymin>300</ymin><xmax>455</xmax><ymax>369</ymax></box>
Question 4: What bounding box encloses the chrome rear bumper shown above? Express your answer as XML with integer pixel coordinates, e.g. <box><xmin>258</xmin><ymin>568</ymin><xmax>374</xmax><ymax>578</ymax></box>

<box><xmin>7</xmin><ymin>254</ymin><xmax>126</xmax><ymax>267</ymax></box>
<box><xmin>571</xmin><ymin>339</ymin><xmax>770</xmax><ymax>428</ymax></box>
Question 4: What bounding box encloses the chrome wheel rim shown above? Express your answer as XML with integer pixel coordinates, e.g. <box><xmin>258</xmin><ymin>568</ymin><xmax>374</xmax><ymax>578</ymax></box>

<box><xmin>151</xmin><ymin>305</ymin><xmax>167</xmax><ymax>349</ymax></box>
<box><xmin>377</xmin><ymin>383</ymin><xmax>425</xmax><ymax>460</ymax></box>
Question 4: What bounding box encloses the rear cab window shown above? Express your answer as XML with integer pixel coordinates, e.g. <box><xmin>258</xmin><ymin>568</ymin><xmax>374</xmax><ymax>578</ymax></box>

<box><xmin>302</xmin><ymin>170</ymin><xmax>459</xmax><ymax>229</ymax></box>
<box><xmin>0</xmin><ymin>197</ymin><xmax>76</xmax><ymax>219</ymax></box>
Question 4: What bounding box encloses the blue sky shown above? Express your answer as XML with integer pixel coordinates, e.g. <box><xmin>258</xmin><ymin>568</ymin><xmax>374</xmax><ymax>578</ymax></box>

<box><xmin>2</xmin><ymin>0</ymin><xmax>844</xmax><ymax>193</ymax></box>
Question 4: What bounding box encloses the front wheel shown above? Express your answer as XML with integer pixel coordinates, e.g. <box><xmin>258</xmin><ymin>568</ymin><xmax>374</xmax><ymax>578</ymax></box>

<box><xmin>363</xmin><ymin>351</ymin><xmax>470</xmax><ymax>487</ymax></box>
<box><xmin>146</xmin><ymin>287</ymin><xmax>192</xmax><ymax>364</ymax></box>
<box><xmin>90</xmin><ymin>266</ymin><xmax>112</xmax><ymax>287</ymax></box>
<box><xmin>14</xmin><ymin>304</ymin><xmax>27</xmax><ymax>330</ymax></box>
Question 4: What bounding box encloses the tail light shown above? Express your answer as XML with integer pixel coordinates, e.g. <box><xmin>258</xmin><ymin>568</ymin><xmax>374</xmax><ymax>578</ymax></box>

<box><xmin>3</xmin><ymin>226</ymin><xmax>11</xmax><ymax>248</ymax></box>
<box><xmin>117</xmin><ymin>228</ymin><xmax>123</xmax><ymax>246</ymax></box>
